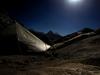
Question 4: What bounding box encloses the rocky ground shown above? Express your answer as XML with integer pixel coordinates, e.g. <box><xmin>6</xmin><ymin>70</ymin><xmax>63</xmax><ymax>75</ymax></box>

<box><xmin>0</xmin><ymin>55</ymin><xmax>100</xmax><ymax>75</ymax></box>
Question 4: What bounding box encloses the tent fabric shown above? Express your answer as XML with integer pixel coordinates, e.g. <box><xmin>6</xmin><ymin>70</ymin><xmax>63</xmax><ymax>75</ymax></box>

<box><xmin>0</xmin><ymin>12</ymin><xmax>51</xmax><ymax>53</ymax></box>
<box><xmin>16</xmin><ymin>23</ymin><xmax>51</xmax><ymax>52</ymax></box>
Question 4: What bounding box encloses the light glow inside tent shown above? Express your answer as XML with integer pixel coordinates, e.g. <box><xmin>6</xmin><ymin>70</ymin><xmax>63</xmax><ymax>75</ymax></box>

<box><xmin>16</xmin><ymin>23</ymin><xmax>51</xmax><ymax>52</ymax></box>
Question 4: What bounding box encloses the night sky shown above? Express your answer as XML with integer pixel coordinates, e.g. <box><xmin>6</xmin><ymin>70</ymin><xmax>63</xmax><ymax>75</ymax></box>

<box><xmin>0</xmin><ymin>0</ymin><xmax>100</xmax><ymax>35</ymax></box>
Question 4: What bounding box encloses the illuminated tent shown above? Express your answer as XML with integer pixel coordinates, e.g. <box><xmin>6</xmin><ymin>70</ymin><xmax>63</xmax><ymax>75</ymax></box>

<box><xmin>0</xmin><ymin>12</ymin><xmax>51</xmax><ymax>54</ymax></box>
<box><xmin>16</xmin><ymin>23</ymin><xmax>51</xmax><ymax>52</ymax></box>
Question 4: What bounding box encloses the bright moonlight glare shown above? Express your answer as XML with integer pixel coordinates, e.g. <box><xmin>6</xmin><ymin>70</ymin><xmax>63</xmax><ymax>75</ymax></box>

<box><xmin>67</xmin><ymin>0</ymin><xmax>83</xmax><ymax>4</ymax></box>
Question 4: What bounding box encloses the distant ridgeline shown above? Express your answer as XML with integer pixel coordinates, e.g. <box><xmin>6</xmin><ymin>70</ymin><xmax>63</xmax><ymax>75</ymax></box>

<box><xmin>51</xmin><ymin>28</ymin><xmax>100</xmax><ymax>49</ymax></box>
<box><xmin>0</xmin><ymin>12</ymin><xmax>51</xmax><ymax>55</ymax></box>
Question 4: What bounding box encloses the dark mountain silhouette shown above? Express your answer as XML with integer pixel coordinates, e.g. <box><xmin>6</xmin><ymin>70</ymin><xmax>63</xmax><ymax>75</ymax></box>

<box><xmin>78</xmin><ymin>28</ymin><xmax>94</xmax><ymax>34</ymax></box>
<box><xmin>53</xmin><ymin>28</ymin><xmax>94</xmax><ymax>44</ymax></box>
<box><xmin>46</xmin><ymin>31</ymin><xmax>62</xmax><ymax>42</ymax></box>
<box><xmin>53</xmin><ymin>32</ymin><xmax>78</xmax><ymax>44</ymax></box>
<box><xmin>29</xmin><ymin>30</ymin><xmax>50</xmax><ymax>44</ymax></box>
<box><xmin>29</xmin><ymin>30</ymin><xmax>62</xmax><ymax>45</ymax></box>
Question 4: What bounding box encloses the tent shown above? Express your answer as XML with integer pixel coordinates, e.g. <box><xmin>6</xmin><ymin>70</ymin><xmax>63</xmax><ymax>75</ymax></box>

<box><xmin>0</xmin><ymin>12</ymin><xmax>51</xmax><ymax>54</ymax></box>
<box><xmin>16</xmin><ymin>22</ymin><xmax>51</xmax><ymax>52</ymax></box>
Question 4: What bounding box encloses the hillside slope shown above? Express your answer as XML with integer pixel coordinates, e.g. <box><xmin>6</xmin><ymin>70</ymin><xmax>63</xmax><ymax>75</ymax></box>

<box><xmin>48</xmin><ymin>34</ymin><xmax>100</xmax><ymax>66</ymax></box>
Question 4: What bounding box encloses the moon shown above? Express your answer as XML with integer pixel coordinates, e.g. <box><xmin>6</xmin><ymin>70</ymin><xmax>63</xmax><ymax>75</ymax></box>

<box><xmin>67</xmin><ymin>0</ymin><xmax>83</xmax><ymax>5</ymax></box>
